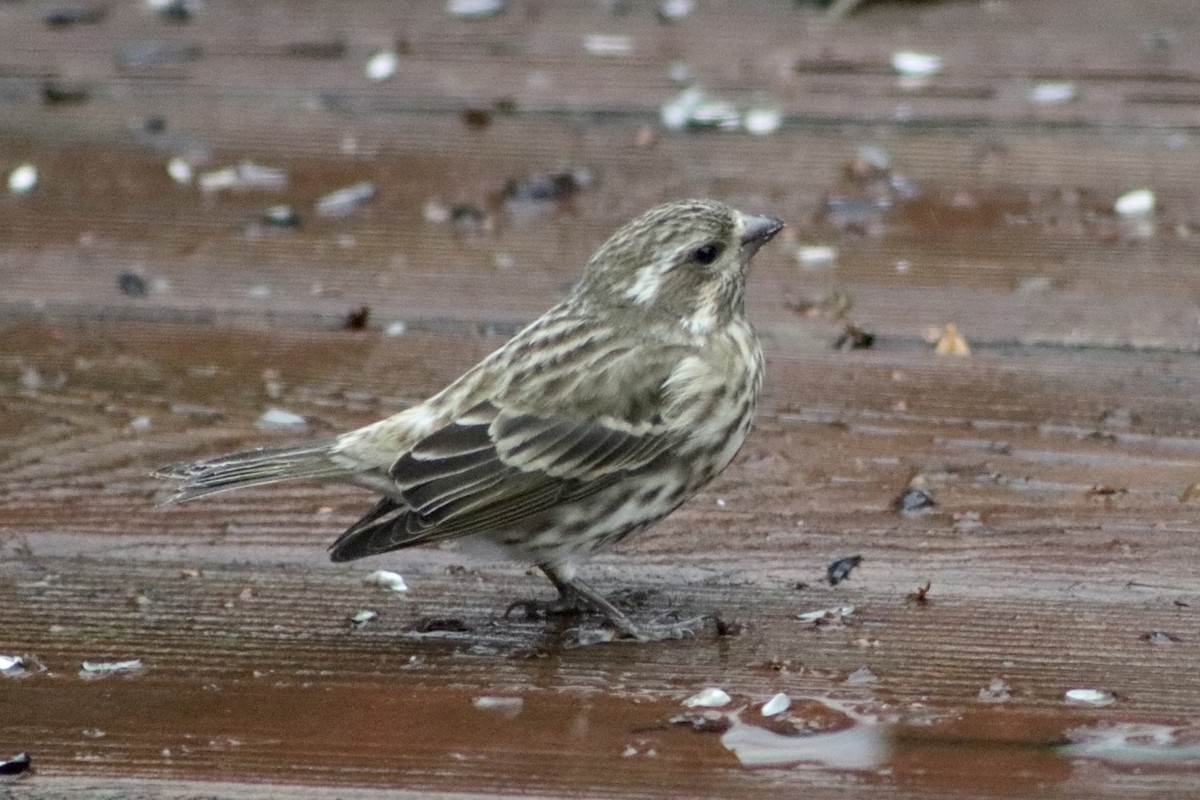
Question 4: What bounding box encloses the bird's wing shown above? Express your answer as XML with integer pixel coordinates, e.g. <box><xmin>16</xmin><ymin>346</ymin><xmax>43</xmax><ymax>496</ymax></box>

<box><xmin>328</xmin><ymin>342</ymin><xmax>690</xmax><ymax>561</ymax></box>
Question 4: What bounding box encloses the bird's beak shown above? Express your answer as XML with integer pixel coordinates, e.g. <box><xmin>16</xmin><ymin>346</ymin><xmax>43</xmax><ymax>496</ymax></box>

<box><xmin>739</xmin><ymin>213</ymin><xmax>785</xmax><ymax>258</ymax></box>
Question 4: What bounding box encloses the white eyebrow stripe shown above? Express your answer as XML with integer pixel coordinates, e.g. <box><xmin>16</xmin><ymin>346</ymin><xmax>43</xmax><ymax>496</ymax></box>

<box><xmin>623</xmin><ymin>249</ymin><xmax>682</xmax><ymax>305</ymax></box>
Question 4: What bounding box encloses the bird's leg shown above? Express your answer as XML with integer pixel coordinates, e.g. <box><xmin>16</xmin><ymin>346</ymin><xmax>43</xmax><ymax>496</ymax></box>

<box><xmin>503</xmin><ymin>567</ymin><xmax>591</xmax><ymax>622</ymax></box>
<box><xmin>531</xmin><ymin>565</ymin><xmax>711</xmax><ymax>642</ymax></box>
<box><xmin>541</xmin><ymin>567</ymin><xmax>642</xmax><ymax>638</ymax></box>
<box><xmin>504</xmin><ymin>565</ymin><xmax>638</xmax><ymax>633</ymax></box>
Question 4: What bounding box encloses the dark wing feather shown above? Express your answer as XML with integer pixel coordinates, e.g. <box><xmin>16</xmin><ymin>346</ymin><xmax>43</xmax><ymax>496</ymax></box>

<box><xmin>327</xmin><ymin>400</ymin><xmax>675</xmax><ymax>561</ymax></box>
<box><xmin>329</xmin><ymin>496</ymin><xmax>407</xmax><ymax>561</ymax></box>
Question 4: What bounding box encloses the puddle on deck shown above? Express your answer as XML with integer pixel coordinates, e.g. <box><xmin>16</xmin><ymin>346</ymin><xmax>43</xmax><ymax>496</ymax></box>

<box><xmin>6</xmin><ymin>666</ymin><xmax>1200</xmax><ymax>797</ymax></box>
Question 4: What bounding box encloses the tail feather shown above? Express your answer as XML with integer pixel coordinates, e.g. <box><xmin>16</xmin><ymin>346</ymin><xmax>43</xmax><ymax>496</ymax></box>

<box><xmin>157</xmin><ymin>438</ymin><xmax>348</xmax><ymax>503</ymax></box>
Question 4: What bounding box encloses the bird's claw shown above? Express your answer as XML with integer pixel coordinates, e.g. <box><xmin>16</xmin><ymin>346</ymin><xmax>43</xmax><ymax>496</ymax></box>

<box><xmin>503</xmin><ymin>597</ymin><xmax>587</xmax><ymax>622</ymax></box>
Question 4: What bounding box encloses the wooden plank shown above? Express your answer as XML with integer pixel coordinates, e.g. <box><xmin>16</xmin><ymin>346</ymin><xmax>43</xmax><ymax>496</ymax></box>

<box><xmin>3</xmin><ymin>321</ymin><xmax>1200</xmax><ymax>797</ymax></box>
<box><xmin>4</xmin><ymin>0</ymin><xmax>1200</xmax><ymax>796</ymax></box>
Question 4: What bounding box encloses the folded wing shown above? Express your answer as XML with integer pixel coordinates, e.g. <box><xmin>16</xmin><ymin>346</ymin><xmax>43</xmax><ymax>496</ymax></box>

<box><xmin>328</xmin><ymin>401</ymin><xmax>676</xmax><ymax>561</ymax></box>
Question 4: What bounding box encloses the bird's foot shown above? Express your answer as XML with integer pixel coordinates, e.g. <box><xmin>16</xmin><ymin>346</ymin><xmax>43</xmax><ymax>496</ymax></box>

<box><xmin>519</xmin><ymin>567</ymin><xmax>739</xmax><ymax>644</ymax></box>
<box><xmin>569</xmin><ymin>613</ymin><xmax>716</xmax><ymax>646</ymax></box>
<box><xmin>503</xmin><ymin>594</ymin><xmax>589</xmax><ymax>622</ymax></box>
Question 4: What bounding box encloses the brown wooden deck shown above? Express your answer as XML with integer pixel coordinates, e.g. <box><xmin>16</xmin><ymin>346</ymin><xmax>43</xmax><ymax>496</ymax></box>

<box><xmin>3</xmin><ymin>1</ymin><xmax>1200</xmax><ymax>797</ymax></box>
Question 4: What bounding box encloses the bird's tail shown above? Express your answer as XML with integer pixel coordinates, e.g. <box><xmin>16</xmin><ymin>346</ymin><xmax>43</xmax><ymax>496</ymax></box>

<box><xmin>156</xmin><ymin>438</ymin><xmax>348</xmax><ymax>503</ymax></box>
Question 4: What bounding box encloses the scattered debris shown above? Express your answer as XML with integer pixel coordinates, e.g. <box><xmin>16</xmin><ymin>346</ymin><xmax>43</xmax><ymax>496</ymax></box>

<box><xmin>661</xmin><ymin>86</ymin><xmax>740</xmax><ymax>131</ymax></box>
<box><xmin>667</xmin><ymin>61</ymin><xmax>693</xmax><ymax>85</ymax></box>
<box><xmin>503</xmin><ymin>167</ymin><xmax>595</xmax><ymax>212</ymax></box>
<box><xmin>822</xmin><ymin>0</ymin><xmax>868</xmax><ymax>20</ymax></box>
<box><xmin>1065</xmin><ymin>688</ymin><xmax>1116</xmax><ymax>707</ymax></box>
<box><xmin>826</xmin><ymin>555</ymin><xmax>862</xmax><ymax>586</ymax></box>
<box><xmin>364</xmin><ymin>570</ymin><xmax>409</xmax><ymax>592</ymax></box>
<box><xmin>80</xmin><ymin>659</ymin><xmax>144</xmax><ymax>676</ymax></box>
<box><xmin>1114</xmin><ymin>188</ymin><xmax>1155</xmax><ymax>217</ymax></box>
<box><xmin>472</xmin><ymin>696</ymin><xmax>524</xmax><ymax>716</ymax></box>
<box><xmin>41</xmin><ymin>82</ymin><xmax>90</xmax><ymax>106</ymax></box>
<box><xmin>1087</xmin><ymin>484</ymin><xmax>1126</xmax><ymax>499</ymax></box>
<box><xmin>461</xmin><ymin>107</ymin><xmax>492</xmax><ymax>130</ymax></box>
<box><xmin>1141</xmin><ymin>631</ymin><xmax>1180</xmax><ymax>645</ymax></box>
<box><xmin>891</xmin><ymin>50</ymin><xmax>941</xmax><ymax>78</ymax></box>
<box><xmin>1181</xmin><ymin>482</ymin><xmax>1200</xmax><ymax>503</ymax></box>
<box><xmin>760</xmin><ymin>693</ymin><xmax>790</xmax><ymax>717</ymax></box>
<box><xmin>851</xmin><ymin>144</ymin><xmax>890</xmax><ymax>175</ymax></box>
<box><xmin>0</xmin><ymin>655</ymin><xmax>24</xmax><ymax>674</ymax></box>
<box><xmin>169</xmin><ymin>402</ymin><xmax>224</xmax><ymax>421</ymax></box>
<box><xmin>893</xmin><ymin>476</ymin><xmax>936</xmax><ymax>514</ymax></box>
<box><xmin>669</xmin><ymin>710</ymin><xmax>732</xmax><ymax>733</ymax></box>
<box><xmin>255</xmin><ymin>408</ymin><xmax>307</xmax><ymax>430</ymax></box>
<box><xmin>366</xmin><ymin>50</ymin><xmax>398</xmax><ymax>82</ymax></box>
<box><xmin>845</xmin><ymin>666</ymin><xmax>878</xmax><ymax>685</ymax></box>
<box><xmin>44</xmin><ymin>5</ymin><xmax>106</xmax><ymax>27</ymax></box>
<box><xmin>8</xmin><ymin>164</ymin><xmax>38</xmax><ymax>195</ymax></box>
<box><xmin>0</xmin><ymin>752</ymin><xmax>31</xmax><ymax>776</ymax></box>
<box><xmin>1100</xmin><ymin>407</ymin><xmax>1134</xmax><ymax>429</ymax></box>
<box><xmin>1015</xmin><ymin>275</ymin><xmax>1053</xmax><ymax>293</ymax></box>
<box><xmin>385</xmin><ymin>321</ymin><xmax>408</xmax><ymax>337</ymax></box>
<box><xmin>682</xmin><ymin>688</ymin><xmax>732</xmax><ymax>708</ymax></box>
<box><xmin>712</xmin><ymin>615</ymin><xmax>743</xmax><ymax>638</ymax></box>
<box><xmin>129</xmin><ymin>415</ymin><xmax>153</xmax><ymax>433</ymax></box>
<box><xmin>833</xmin><ymin>322</ymin><xmax>874</xmax><ymax>351</ymax></box>
<box><xmin>1028</xmin><ymin>82</ymin><xmax>1077</xmax><ymax>106</ymax></box>
<box><xmin>446</xmin><ymin>0</ymin><xmax>506</xmax><ymax>19</ymax></box>
<box><xmin>19</xmin><ymin>367</ymin><xmax>44</xmax><ymax>391</ymax></box>
<box><xmin>933</xmin><ymin>323</ymin><xmax>971</xmax><ymax>356</ymax></box>
<box><xmin>977</xmin><ymin>677</ymin><xmax>1012</xmax><ymax>703</ymax></box>
<box><xmin>797</xmin><ymin>605</ymin><xmax>855</xmax><ymax>626</ymax></box>
<box><xmin>118</xmin><ymin>272</ymin><xmax>148</xmax><ymax>297</ymax></box>
<box><xmin>742</xmin><ymin>102</ymin><xmax>782</xmax><ymax>136</ymax></box>
<box><xmin>315</xmin><ymin>181</ymin><xmax>376</xmax><ymax>217</ymax></box>
<box><xmin>167</xmin><ymin>157</ymin><xmax>193</xmax><ymax>185</ymax></box>
<box><xmin>199</xmin><ymin>162</ymin><xmax>288</xmax><ymax>193</ymax></box>
<box><xmin>785</xmin><ymin>289</ymin><xmax>854</xmax><ymax>320</ymax></box>
<box><xmin>415</xmin><ymin>617</ymin><xmax>470</xmax><ymax>633</ymax></box>
<box><xmin>147</xmin><ymin>0</ymin><xmax>199</xmax><ymax>24</ymax></box>
<box><xmin>952</xmin><ymin>511</ymin><xmax>983</xmax><ymax>532</ymax></box>
<box><xmin>222</xmin><ymin>586</ymin><xmax>257</xmax><ymax>608</ymax></box>
<box><xmin>136</xmin><ymin>116</ymin><xmax>169</xmax><ymax>135</ymax></box>
<box><xmin>343</xmin><ymin>305</ymin><xmax>371</xmax><ymax>331</ymax></box>
<box><xmin>795</xmin><ymin>245</ymin><xmax>838</xmax><ymax>269</ymax></box>
<box><xmin>657</xmin><ymin>0</ymin><xmax>694</xmax><ymax>23</ymax></box>
<box><xmin>350</xmin><ymin>609</ymin><xmax>378</xmax><ymax>627</ymax></box>
<box><xmin>823</xmin><ymin>145</ymin><xmax>919</xmax><ymax>233</ymax></box>
<box><xmin>424</xmin><ymin>200</ymin><xmax>492</xmax><ymax>233</ymax></box>
<box><xmin>423</xmin><ymin>199</ymin><xmax>452</xmax><ymax>223</ymax></box>
<box><xmin>583</xmin><ymin>34</ymin><xmax>632</xmax><ymax>57</ymax></box>
<box><xmin>263</xmin><ymin>204</ymin><xmax>300</xmax><ymax>228</ymax></box>
<box><xmin>906</xmin><ymin>581</ymin><xmax>932</xmax><ymax>603</ymax></box>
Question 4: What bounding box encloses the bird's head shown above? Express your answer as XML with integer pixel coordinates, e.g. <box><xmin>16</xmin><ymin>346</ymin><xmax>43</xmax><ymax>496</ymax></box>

<box><xmin>579</xmin><ymin>199</ymin><xmax>783</xmax><ymax>332</ymax></box>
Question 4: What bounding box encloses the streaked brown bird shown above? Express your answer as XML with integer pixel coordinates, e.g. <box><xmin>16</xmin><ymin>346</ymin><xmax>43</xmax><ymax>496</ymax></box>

<box><xmin>159</xmin><ymin>199</ymin><xmax>783</xmax><ymax>639</ymax></box>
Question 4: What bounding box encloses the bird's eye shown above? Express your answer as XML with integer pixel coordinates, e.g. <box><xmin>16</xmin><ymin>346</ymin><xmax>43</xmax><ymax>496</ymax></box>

<box><xmin>692</xmin><ymin>242</ymin><xmax>723</xmax><ymax>265</ymax></box>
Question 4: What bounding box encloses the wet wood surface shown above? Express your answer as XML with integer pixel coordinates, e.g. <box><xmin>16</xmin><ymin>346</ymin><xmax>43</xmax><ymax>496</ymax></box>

<box><xmin>3</xmin><ymin>1</ymin><xmax>1200</xmax><ymax>798</ymax></box>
